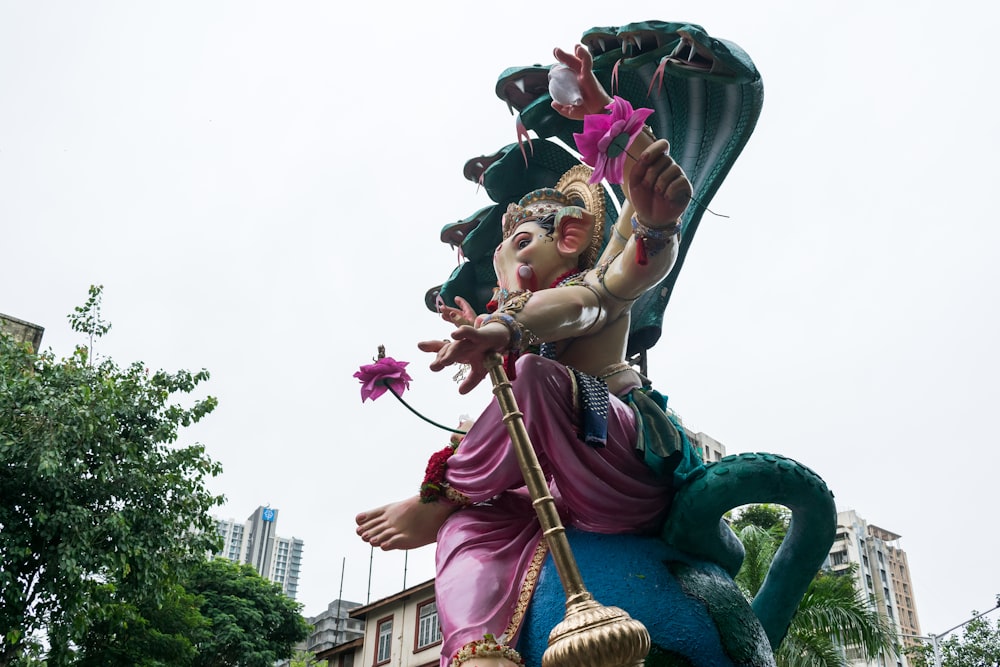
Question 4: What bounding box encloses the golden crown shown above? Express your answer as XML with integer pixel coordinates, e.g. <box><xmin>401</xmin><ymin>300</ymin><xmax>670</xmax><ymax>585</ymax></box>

<box><xmin>502</xmin><ymin>188</ymin><xmax>575</xmax><ymax>238</ymax></box>
<box><xmin>500</xmin><ymin>165</ymin><xmax>607</xmax><ymax>269</ymax></box>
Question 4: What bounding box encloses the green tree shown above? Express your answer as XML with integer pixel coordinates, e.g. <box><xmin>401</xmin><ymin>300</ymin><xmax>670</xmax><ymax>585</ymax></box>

<box><xmin>906</xmin><ymin>605</ymin><xmax>1000</xmax><ymax>667</ymax></box>
<box><xmin>73</xmin><ymin>581</ymin><xmax>210</xmax><ymax>666</ymax></box>
<box><xmin>734</xmin><ymin>524</ymin><xmax>778</xmax><ymax>598</ymax></box>
<box><xmin>731</xmin><ymin>503</ymin><xmax>791</xmax><ymax>536</ymax></box>
<box><xmin>289</xmin><ymin>650</ymin><xmax>328</xmax><ymax>667</ymax></box>
<box><xmin>188</xmin><ymin>559</ymin><xmax>311</xmax><ymax>667</ymax></box>
<box><xmin>76</xmin><ymin>557</ymin><xmax>310</xmax><ymax>667</ymax></box>
<box><xmin>0</xmin><ymin>286</ymin><xmax>223</xmax><ymax>666</ymax></box>
<box><xmin>732</xmin><ymin>506</ymin><xmax>898</xmax><ymax>667</ymax></box>
<box><xmin>67</xmin><ymin>284</ymin><xmax>111</xmax><ymax>362</ymax></box>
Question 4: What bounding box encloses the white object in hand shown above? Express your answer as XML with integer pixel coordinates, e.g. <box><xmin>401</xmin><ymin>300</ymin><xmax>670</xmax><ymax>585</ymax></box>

<box><xmin>548</xmin><ymin>64</ymin><xmax>583</xmax><ymax>107</ymax></box>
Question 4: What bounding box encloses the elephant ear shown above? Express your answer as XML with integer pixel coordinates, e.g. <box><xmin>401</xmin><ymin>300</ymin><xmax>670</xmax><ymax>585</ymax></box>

<box><xmin>555</xmin><ymin>206</ymin><xmax>596</xmax><ymax>261</ymax></box>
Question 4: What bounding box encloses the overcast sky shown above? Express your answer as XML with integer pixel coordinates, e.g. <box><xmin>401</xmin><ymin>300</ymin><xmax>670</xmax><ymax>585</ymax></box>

<box><xmin>3</xmin><ymin>0</ymin><xmax>998</xmax><ymax>639</ymax></box>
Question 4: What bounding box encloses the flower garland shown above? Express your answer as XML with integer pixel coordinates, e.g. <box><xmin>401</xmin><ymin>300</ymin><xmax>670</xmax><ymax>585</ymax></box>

<box><xmin>419</xmin><ymin>442</ymin><xmax>458</xmax><ymax>504</ymax></box>
<box><xmin>450</xmin><ymin>634</ymin><xmax>524</xmax><ymax>667</ymax></box>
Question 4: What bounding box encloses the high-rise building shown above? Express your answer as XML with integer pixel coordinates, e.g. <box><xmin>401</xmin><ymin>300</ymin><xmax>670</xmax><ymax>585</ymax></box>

<box><xmin>829</xmin><ymin>509</ymin><xmax>923</xmax><ymax>667</ymax></box>
<box><xmin>212</xmin><ymin>506</ymin><xmax>304</xmax><ymax>599</ymax></box>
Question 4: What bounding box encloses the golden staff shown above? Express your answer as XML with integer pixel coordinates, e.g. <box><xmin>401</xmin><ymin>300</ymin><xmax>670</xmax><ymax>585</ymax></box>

<box><xmin>484</xmin><ymin>352</ymin><xmax>650</xmax><ymax>667</ymax></box>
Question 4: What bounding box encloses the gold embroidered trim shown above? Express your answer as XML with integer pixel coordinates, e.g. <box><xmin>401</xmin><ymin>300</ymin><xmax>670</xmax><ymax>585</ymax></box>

<box><xmin>503</xmin><ymin>538</ymin><xmax>549</xmax><ymax>641</ymax></box>
<box><xmin>444</xmin><ymin>486</ymin><xmax>471</xmax><ymax>506</ymax></box>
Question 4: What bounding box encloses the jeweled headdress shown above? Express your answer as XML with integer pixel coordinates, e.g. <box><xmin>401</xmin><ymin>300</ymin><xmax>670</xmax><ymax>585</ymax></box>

<box><xmin>501</xmin><ymin>165</ymin><xmax>606</xmax><ymax>269</ymax></box>
<box><xmin>502</xmin><ymin>189</ymin><xmax>573</xmax><ymax>238</ymax></box>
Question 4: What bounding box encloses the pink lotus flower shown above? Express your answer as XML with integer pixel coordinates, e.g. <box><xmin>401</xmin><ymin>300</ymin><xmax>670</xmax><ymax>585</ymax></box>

<box><xmin>354</xmin><ymin>357</ymin><xmax>412</xmax><ymax>402</ymax></box>
<box><xmin>573</xmin><ymin>96</ymin><xmax>654</xmax><ymax>185</ymax></box>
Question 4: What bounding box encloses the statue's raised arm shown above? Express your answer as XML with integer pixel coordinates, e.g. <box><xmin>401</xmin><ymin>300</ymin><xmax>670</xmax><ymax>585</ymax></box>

<box><xmin>420</xmin><ymin>47</ymin><xmax>692</xmax><ymax>396</ymax></box>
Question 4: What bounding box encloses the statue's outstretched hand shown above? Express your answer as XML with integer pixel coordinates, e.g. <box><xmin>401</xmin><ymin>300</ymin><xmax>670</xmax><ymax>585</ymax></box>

<box><xmin>628</xmin><ymin>139</ymin><xmax>692</xmax><ymax>226</ymax></box>
<box><xmin>551</xmin><ymin>44</ymin><xmax>613</xmax><ymax>120</ymax></box>
<box><xmin>418</xmin><ymin>324</ymin><xmax>509</xmax><ymax>395</ymax></box>
<box><xmin>437</xmin><ymin>296</ymin><xmax>477</xmax><ymax>328</ymax></box>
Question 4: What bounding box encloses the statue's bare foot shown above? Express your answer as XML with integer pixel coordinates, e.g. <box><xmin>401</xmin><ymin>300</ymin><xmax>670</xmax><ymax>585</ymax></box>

<box><xmin>355</xmin><ymin>495</ymin><xmax>456</xmax><ymax>550</ymax></box>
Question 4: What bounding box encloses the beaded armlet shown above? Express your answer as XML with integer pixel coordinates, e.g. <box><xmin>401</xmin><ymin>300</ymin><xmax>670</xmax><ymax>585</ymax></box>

<box><xmin>631</xmin><ymin>214</ymin><xmax>681</xmax><ymax>265</ymax></box>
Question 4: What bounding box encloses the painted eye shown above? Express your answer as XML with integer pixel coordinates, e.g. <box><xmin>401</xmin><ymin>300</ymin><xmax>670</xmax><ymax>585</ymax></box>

<box><xmin>517</xmin><ymin>237</ymin><xmax>531</xmax><ymax>250</ymax></box>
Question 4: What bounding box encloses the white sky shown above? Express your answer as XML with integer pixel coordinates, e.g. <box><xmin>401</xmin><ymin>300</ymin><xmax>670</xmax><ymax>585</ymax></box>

<box><xmin>3</xmin><ymin>0</ymin><xmax>998</xmax><ymax>639</ymax></box>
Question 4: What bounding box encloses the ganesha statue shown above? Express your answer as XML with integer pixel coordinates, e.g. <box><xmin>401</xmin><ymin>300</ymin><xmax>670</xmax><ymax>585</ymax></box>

<box><xmin>356</xmin><ymin>21</ymin><xmax>836</xmax><ymax>667</ymax></box>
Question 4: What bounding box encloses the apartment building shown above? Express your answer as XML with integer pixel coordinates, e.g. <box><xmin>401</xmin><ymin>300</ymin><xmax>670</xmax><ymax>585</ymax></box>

<box><xmin>829</xmin><ymin>509</ymin><xmax>922</xmax><ymax>667</ymax></box>
<box><xmin>211</xmin><ymin>505</ymin><xmax>304</xmax><ymax>599</ymax></box>
<box><xmin>305</xmin><ymin>599</ymin><xmax>365</xmax><ymax>655</ymax></box>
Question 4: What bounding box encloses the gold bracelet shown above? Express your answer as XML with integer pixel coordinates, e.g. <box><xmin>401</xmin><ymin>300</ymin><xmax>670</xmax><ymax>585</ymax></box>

<box><xmin>477</xmin><ymin>311</ymin><xmax>538</xmax><ymax>351</ymax></box>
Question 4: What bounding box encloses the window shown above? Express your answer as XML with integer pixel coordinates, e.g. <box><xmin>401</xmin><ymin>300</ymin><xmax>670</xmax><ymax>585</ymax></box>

<box><xmin>375</xmin><ymin>617</ymin><xmax>393</xmax><ymax>665</ymax></box>
<box><xmin>416</xmin><ymin>600</ymin><xmax>443</xmax><ymax>650</ymax></box>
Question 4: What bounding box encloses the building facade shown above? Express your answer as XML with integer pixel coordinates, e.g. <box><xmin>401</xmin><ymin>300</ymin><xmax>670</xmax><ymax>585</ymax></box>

<box><xmin>0</xmin><ymin>313</ymin><xmax>44</xmax><ymax>351</ymax></box>
<box><xmin>689</xmin><ymin>429</ymin><xmax>727</xmax><ymax>464</ymax></box>
<box><xmin>829</xmin><ymin>509</ymin><xmax>923</xmax><ymax>667</ymax></box>
<box><xmin>276</xmin><ymin>599</ymin><xmax>366</xmax><ymax>667</ymax></box>
<box><xmin>211</xmin><ymin>505</ymin><xmax>304</xmax><ymax>599</ymax></box>
<box><xmin>305</xmin><ymin>599</ymin><xmax>366</xmax><ymax>655</ymax></box>
<box><xmin>338</xmin><ymin>580</ymin><xmax>442</xmax><ymax>667</ymax></box>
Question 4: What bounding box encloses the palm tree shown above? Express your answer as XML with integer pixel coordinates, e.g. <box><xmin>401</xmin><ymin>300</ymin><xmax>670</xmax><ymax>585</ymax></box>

<box><xmin>733</xmin><ymin>518</ymin><xmax>899</xmax><ymax>667</ymax></box>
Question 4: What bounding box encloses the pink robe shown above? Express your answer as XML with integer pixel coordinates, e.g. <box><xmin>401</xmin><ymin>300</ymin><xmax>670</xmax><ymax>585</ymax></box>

<box><xmin>433</xmin><ymin>354</ymin><xmax>675</xmax><ymax>666</ymax></box>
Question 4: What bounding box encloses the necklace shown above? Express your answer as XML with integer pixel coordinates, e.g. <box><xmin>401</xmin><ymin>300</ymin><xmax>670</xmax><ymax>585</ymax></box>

<box><xmin>550</xmin><ymin>269</ymin><xmax>587</xmax><ymax>288</ymax></box>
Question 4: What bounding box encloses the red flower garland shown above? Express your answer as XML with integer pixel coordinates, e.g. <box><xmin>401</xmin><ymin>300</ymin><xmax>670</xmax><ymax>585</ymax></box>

<box><xmin>419</xmin><ymin>443</ymin><xmax>458</xmax><ymax>503</ymax></box>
